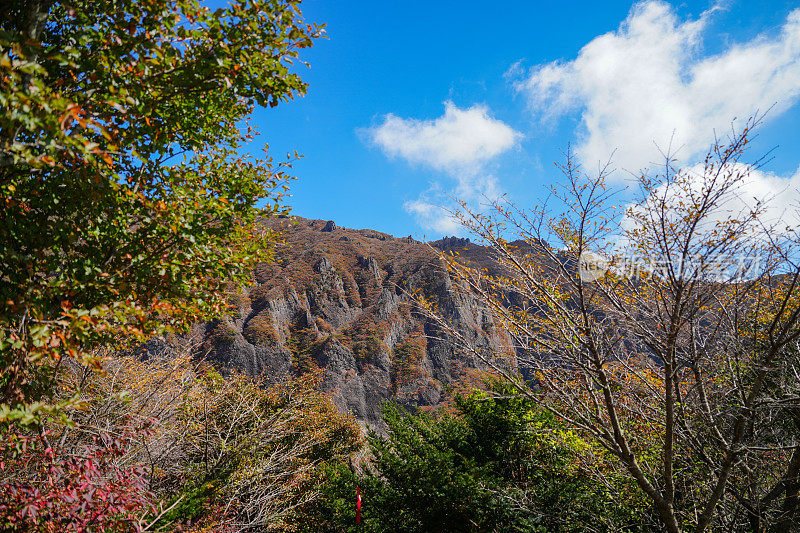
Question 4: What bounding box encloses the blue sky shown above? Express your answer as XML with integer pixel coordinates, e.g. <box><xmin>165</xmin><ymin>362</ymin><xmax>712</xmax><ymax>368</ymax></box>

<box><xmin>241</xmin><ymin>0</ymin><xmax>800</xmax><ymax>238</ymax></box>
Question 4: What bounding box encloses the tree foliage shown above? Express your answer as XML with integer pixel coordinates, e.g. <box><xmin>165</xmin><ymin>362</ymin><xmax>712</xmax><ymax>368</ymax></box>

<box><xmin>0</xmin><ymin>424</ymin><xmax>155</xmax><ymax>532</ymax></box>
<box><xmin>424</xmin><ymin>118</ymin><xmax>800</xmax><ymax>532</ymax></box>
<box><xmin>0</xmin><ymin>0</ymin><xmax>323</xmax><ymax>423</ymax></box>
<box><xmin>0</xmin><ymin>345</ymin><xmax>362</xmax><ymax>532</ymax></box>
<box><xmin>308</xmin><ymin>384</ymin><xmax>647</xmax><ymax>532</ymax></box>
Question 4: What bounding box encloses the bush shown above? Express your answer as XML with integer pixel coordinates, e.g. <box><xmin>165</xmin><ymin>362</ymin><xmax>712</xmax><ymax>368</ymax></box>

<box><xmin>341</xmin><ymin>315</ymin><xmax>388</xmax><ymax>366</ymax></box>
<box><xmin>243</xmin><ymin>310</ymin><xmax>278</xmax><ymax>346</ymax></box>
<box><xmin>0</xmin><ymin>424</ymin><xmax>155</xmax><ymax>532</ymax></box>
<box><xmin>0</xmin><ymin>350</ymin><xmax>362</xmax><ymax>532</ymax></box>
<box><xmin>391</xmin><ymin>330</ymin><xmax>427</xmax><ymax>388</ymax></box>
<box><xmin>306</xmin><ymin>383</ymin><xmax>649</xmax><ymax>532</ymax></box>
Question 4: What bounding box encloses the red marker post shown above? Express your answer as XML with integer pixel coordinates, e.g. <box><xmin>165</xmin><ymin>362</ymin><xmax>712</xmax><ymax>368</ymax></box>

<box><xmin>356</xmin><ymin>486</ymin><xmax>362</xmax><ymax>525</ymax></box>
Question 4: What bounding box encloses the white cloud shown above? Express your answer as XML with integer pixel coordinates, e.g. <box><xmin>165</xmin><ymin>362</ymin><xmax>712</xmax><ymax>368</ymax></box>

<box><xmin>728</xmin><ymin>167</ymin><xmax>800</xmax><ymax>233</ymax></box>
<box><xmin>514</xmin><ymin>1</ymin><xmax>800</xmax><ymax>175</ymax></box>
<box><xmin>403</xmin><ymin>198</ymin><xmax>464</xmax><ymax>235</ymax></box>
<box><xmin>620</xmin><ymin>164</ymin><xmax>800</xmax><ymax>246</ymax></box>
<box><xmin>367</xmin><ymin>101</ymin><xmax>520</xmax><ymax>173</ymax></box>
<box><xmin>402</xmin><ymin>174</ymin><xmax>505</xmax><ymax>234</ymax></box>
<box><xmin>365</xmin><ymin>101</ymin><xmax>521</xmax><ymax>233</ymax></box>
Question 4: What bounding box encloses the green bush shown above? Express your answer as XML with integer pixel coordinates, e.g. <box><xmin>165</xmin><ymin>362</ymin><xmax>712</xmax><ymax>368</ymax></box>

<box><xmin>304</xmin><ymin>383</ymin><xmax>650</xmax><ymax>532</ymax></box>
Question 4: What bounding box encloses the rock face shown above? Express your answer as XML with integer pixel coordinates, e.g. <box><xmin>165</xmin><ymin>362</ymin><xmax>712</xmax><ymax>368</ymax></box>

<box><xmin>197</xmin><ymin>217</ymin><xmax>515</xmax><ymax>427</ymax></box>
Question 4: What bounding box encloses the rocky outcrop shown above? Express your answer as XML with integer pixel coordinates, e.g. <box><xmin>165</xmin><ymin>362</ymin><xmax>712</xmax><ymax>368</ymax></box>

<box><xmin>432</xmin><ymin>236</ymin><xmax>470</xmax><ymax>249</ymax></box>
<box><xmin>196</xmin><ymin>217</ymin><xmax>515</xmax><ymax>427</ymax></box>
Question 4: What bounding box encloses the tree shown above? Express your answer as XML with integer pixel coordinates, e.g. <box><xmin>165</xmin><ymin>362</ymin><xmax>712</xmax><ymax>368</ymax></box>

<box><xmin>0</xmin><ymin>0</ymin><xmax>323</xmax><ymax>424</ymax></box>
<box><xmin>0</xmin><ymin>344</ymin><xmax>362</xmax><ymax>532</ymax></box>
<box><xmin>308</xmin><ymin>385</ymin><xmax>648</xmax><ymax>532</ymax></box>
<box><xmin>424</xmin><ymin>118</ymin><xmax>800</xmax><ymax>531</ymax></box>
<box><xmin>169</xmin><ymin>368</ymin><xmax>362</xmax><ymax>531</ymax></box>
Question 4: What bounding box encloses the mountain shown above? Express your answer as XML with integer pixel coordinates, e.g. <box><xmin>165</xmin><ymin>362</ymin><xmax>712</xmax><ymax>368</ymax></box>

<box><xmin>194</xmin><ymin>216</ymin><xmax>517</xmax><ymax>427</ymax></box>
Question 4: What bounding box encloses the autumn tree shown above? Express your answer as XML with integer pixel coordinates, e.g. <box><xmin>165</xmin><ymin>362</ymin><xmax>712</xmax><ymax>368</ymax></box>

<box><xmin>424</xmin><ymin>118</ymin><xmax>800</xmax><ymax>532</ymax></box>
<box><xmin>0</xmin><ymin>343</ymin><xmax>362</xmax><ymax>532</ymax></box>
<box><xmin>0</xmin><ymin>0</ymin><xmax>323</xmax><ymax>424</ymax></box>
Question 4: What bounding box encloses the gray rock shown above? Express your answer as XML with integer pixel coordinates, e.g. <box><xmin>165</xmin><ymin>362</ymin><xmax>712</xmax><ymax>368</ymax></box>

<box><xmin>192</xmin><ymin>217</ymin><xmax>518</xmax><ymax>428</ymax></box>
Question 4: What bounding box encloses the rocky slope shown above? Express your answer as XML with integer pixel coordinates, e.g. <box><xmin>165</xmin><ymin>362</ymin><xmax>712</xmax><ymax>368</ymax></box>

<box><xmin>197</xmin><ymin>217</ymin><xmax>517</xmax><ymax>427</ymax></box>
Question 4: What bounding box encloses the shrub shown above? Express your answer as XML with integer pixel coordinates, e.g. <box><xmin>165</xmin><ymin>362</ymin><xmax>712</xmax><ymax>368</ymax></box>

<box><xmin>243</xmin><ymin>310</ymin><xmax>278</xmax><ymax>346</ymax></box>
<box><xmin>287</xmin><ymin>327</ymin><xmax>325</xmax><ymax>373</ymax></box>
<box><xmin>307</xmin><ymin>384</ymin><xmax>649</xmax><ymax>532</ymax></box>
<box><xmin>1</xmin><ymin>349</ymin><xmax>362</xmax><ymax>532</ymax></box>
<box><xmin>342</xmin><ymin>316</ymin><xmax>388</xmax><ymax>366</ymax></box>
<box><xmin>0</xmin><ymin>425</ymin><xmax>155</xmax><ymax>532</ymax></box>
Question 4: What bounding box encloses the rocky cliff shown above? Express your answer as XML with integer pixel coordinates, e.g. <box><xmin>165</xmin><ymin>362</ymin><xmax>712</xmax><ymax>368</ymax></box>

<box><xmin>197</xmin><ymin>217</ymin><xmax>516</xmax><ymax>427</ymax></box>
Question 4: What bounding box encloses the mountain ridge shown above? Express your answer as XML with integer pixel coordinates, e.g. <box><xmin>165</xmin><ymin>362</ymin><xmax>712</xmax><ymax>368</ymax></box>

<box><xmin>195</xmin><ymin>216</ymin><xmax>517</xmax><ymax>426</ymax></box>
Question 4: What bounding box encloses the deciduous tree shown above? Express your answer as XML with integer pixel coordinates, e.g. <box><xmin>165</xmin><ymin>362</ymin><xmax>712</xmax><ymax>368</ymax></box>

<box><xmin>424</xmin><ymin>118</ymin><xmax>800</xmax><ymax>531</ymax></box>
<box><xmin>0</xmin><ymin>0</ymin><xmax>323</xmax><ymax>423</ymax></box>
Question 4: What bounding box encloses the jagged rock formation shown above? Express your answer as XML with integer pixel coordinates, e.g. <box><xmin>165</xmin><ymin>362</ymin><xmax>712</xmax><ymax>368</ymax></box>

<box><xmin>197</xmin><ymin>217</ymin><xmax>516</xmax><ymax>427</ymax></box>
